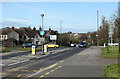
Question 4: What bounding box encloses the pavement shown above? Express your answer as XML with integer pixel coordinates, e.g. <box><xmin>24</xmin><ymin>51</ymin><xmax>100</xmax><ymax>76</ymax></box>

<box><xmin>0</xmin><ymin>46</ymin><xmax>118</xmax><ymax>79</ymax></box>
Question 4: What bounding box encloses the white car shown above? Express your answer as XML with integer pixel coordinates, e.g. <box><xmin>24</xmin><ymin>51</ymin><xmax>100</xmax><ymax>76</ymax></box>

<box><xmin>70</xmin><ymin>43</ymin><xmax>75</xmax><ymax>47</ymax></box>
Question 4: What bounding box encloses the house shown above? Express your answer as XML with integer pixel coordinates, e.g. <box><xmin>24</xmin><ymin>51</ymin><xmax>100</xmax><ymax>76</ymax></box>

<box><xmin>0</xmin><ymin>29</ymin><xmax>10</xmax><ymax>41</ymax></box>
<box><xmin>0</xmin><ymin>26</ymin><xmax>52</xmax><ymax>47</ymax></box>
<box><xmin>0</xmin><ymin>28</ymin><xmax>19</xmax><ymax>47</ymax></box>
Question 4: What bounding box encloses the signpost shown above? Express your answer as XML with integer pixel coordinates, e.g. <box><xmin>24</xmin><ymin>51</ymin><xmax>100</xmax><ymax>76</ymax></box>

<box><xmin>40</xmin><ymin>30</ymin><xmax>45</xmax><ymax>55</ymax></box>
<box><xmin>40</xmin><ymin>31</ymin><xmax>45</xmax><ymax>36</ymax></box>
<box><xmin>32</xmin><ymin>45</ymin><xmax>36</xmax><ymax>55</ymax></box>
<box><xmin>50</xmin><ymin>35</ymin><xmax>57</xmax><ymax>40</ymax></box>
<box><xmin>50</xmin><ymin>35</ymin><xmax>57</xmax><ymax>44</ymax></box>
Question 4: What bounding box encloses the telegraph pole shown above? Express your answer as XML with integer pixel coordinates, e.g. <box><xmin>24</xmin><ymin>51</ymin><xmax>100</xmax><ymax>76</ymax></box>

<box><xmin>118</xmin><ymin>2</ymin><xmax>120</xmax><ymax>53</ymax></box>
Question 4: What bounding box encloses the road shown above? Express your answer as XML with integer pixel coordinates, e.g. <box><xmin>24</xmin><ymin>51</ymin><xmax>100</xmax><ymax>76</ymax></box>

<box><xmin>1</xmin><ymin>47</ymin><xmax>117</xmax><ymax>79</ymax></box>
<box><xmin>1</xmin><ymin>47</ymin><xmax>86</xmax><ymax>78</ymax></box>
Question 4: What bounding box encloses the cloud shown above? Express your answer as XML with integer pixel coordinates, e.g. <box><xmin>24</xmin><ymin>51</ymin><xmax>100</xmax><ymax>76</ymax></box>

<box><xmin>2</xmin><ymin>17</ymin><xmax>33</xmax><ymax>27</ymax></box>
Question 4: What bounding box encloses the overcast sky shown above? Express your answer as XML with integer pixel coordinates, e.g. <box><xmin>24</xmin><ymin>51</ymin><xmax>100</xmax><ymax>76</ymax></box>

<box><xmin>2</xmin><ymin>2</ymin><xmax>118</xmax><ymax>33</ymax></box>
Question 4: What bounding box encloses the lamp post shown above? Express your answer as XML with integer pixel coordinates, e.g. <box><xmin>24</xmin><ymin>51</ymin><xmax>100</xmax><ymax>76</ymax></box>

<box><xmin>97</xmin><ymin>10</ymin><xmax>99</xmax><ymax>46</ymax></box>
<box><xmin>60</xmin><ymin>21</ymin><xmax>62</xmax><ymax>46</ymax></box>
<box><xmin>41</xmin><ymin>14</ymin><xmax>45</xmax><ymax>55</ymax></box>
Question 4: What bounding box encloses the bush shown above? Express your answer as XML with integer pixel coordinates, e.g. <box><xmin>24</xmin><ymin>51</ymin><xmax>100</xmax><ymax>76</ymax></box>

<box><xmin>98</xmin><ymin>40</ymin><xmax>108</xmax><ymax>46</ymax></box>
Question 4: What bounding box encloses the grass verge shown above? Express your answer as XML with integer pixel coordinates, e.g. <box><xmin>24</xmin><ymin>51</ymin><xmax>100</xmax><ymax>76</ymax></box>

<box><xmin>103</xmin><ymin>63</ymin><xmax>119</xmax><ymax>79</ymax></box>
<box><xmin>18</xmin><ymin>46</ymin><xmax>42</xmax><ymax>51</ymax></box>
<box><xmin>1</xmin><ymin>47</ymin><xmax>11</xmax><ymax>53</ymax></box>
<box><xmin>102</xmin><ymin>46</ymin><xmax>120</xmax><ymax>59</ymax></box>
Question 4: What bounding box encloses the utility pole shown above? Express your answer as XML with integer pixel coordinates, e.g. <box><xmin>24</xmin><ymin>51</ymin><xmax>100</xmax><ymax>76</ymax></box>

<box><xmin>118</xmin><ymin>2</ymin><xmax>120</xmax><ymax>53</ymax></box>
<box><xmin>97</xmin><ymin>10</ymin><xmax>99</xmax><ymax>46</ymax></box>
<box><xmin>41</xmin><ymin>14</ymin><xmax>45</xmax><ymax>55</ymax></box>
<box><xmin>60</xmin><ymin>21</ymin><xmax>62</xmax><ymax>46</ymax></box>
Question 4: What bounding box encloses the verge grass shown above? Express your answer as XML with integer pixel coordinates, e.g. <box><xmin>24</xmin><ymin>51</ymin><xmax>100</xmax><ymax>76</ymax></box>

<box><xmin>102</xmin><ymin>46</ymin><xmax>120</xmax><ymax>59</ymax></box>
<box><xmin>103</xmin><ymin>63</ymin><xmax>119</xmax><ymax>79</ymax></box>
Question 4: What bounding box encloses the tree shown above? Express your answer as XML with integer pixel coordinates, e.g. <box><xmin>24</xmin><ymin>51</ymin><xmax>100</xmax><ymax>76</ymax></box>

<box><xmin>98</xmin><ymin>16</ymin><xmax>109</xmax><ymax>41</ymax></box>
<box><xmin>33</xmin><ymin>27</ymin><xmax>36</xmax><ymax>30</ymax></box>
<box><xmin>51</xmin><ymin>30</ymin><xmax>59</xmax><ymax>35</ymax></box>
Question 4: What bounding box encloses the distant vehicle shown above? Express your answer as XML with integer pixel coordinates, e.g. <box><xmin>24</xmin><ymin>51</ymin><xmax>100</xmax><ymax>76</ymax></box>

<box><xmin>46</xmin><ymin>44</ymin><xmax>59</xmax><ymax>48</ymax></box>
<box><xmin>32</xmin><ymin>44</ymin><xmax>37</xmax><ymax>48</ymax></box>
<box><xmin>22</xmin><ymin>43</ymin><xmax>32</xmax><ymax>48</ymax></box>
<box><xmin>70</xmin><ymin>43</ymin><xmax>76</xmax><ymax>47</ymax></box>
<box><xmin>79</xmin><ymin>42</ymin><xmax>86</xmax><ymax>47</ymax></box>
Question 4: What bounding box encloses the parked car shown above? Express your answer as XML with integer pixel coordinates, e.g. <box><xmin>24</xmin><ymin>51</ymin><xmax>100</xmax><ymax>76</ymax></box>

<box><xmin>22</xmin><ymin>43</ymin><xmax>32</xmax><ymax>48</ymax></box>
<box><xmin>70</xmin><ymin>43</ymin><xmax>76</xmax><ymax>47</ymax></box>
<box><xmin>79</xmin><ymin>42</ymin><xmax>86</xmax><ymax>47</ymax></box>
<box><xmin>32</xmin><ymin>44</ymin><xmax>37</xmax><ymax>48</ymax></box>
<box><xmin>46</xmin><ymin>44</ymin><xmax>59</xmax><ymax>48</ymax></box>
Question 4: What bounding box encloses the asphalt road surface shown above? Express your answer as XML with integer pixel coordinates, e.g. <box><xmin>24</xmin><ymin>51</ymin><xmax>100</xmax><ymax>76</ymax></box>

<box><xmin>1</xmin><ymin>47</ymin><xmax>117</xmax><ymax>79</ymax></box>
<box><xmin>1</xmin><ymin>47</ymin><xmax>86</xmax><ymax>78</ymax></box>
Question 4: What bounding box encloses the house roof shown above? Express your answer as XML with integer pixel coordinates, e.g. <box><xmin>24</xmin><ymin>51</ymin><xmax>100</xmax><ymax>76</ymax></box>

<box><xmin>25</xmin><ymin>30</ymin><xmax>39</xmax><ymax>38</ymax></box>
<box><xmin>0</xmin><ymin>29</ymin><xmax>11</xmax><ymax>35</ymax></box>
<box><xmin>15</xmin><ymin>29</ymin><xmax>25</xmax><ymax>36</ymax></box>
<box><xmin>0</xmin><ymin>28</ymin><xmax>51</xmax><ymax>38</ymax></box>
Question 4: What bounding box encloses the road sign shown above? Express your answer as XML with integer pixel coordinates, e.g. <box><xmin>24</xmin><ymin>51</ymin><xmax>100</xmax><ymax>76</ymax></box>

<box><xmin>50</xmin><ymin>35</ymin><xmax>57</xmax><ymax>40</ymax></box>
<box><xmin>32</xmin><ymin>45</ymin><xmax>36</xmax><ymax>55</ymax></box>
<box><xmin>40</xmin><ymin>31</ymin><xmax>45</xmax><ymax>36</ymax></box>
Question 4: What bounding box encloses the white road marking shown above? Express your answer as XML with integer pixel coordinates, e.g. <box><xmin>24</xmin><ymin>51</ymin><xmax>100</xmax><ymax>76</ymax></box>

<box><xmin>20</xmin><ymin>59</ymin><xmax>29</xmax><ymax>63</ymax></box>
<box><xmin>0</xmin><ymin>64</ymin><xmax>5</xmax><ymax>66</ymax></box>
<box><xmin>8</xmin><ymin>59</ymin><xmax>29</xmax><ymax>66</ymax></box>
<box><xmin>8</xmin><ymin>62</ymin><xmax>20</xmax><ymax>66</ymax></box>
<box><xmin>59</xmin><ymin>60</ymin><xmax>64</xmax><ymax>63</ymax></box>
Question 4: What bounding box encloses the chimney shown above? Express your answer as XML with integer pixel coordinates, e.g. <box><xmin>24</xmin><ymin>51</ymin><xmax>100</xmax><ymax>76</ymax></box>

<box><xmin>49</xmin><ymin>26</ymin><xmax>51</xmax><ymax>31</ymax></box>
<box><xmin>11</xmin><ymin>26</ymin><xmax>14</xmax><ymax>30</ymax></box>
<box><xmin>39</xmin><ymin>26</ymin><xmax>42</xmax><ymax>31</ymax></box>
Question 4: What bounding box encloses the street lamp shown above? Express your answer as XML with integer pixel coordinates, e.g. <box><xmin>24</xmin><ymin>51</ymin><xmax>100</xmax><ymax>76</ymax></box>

<box><xmin>41</xmin><ymin>14</ymin><xmax>44</xmax><ymax>30</ymax></box>
<box><xmin>60</xmin><ymin>21</ymin><xmax>62</xmax><ymax>46</ymax></box>
<box><xmin>97</xmin><ymin>10</ymin><xmax>99</xmax><ymax>46</ymax></box>
<box><xmin>41</xmin><ymin>14</ymin><xmax>45</xmax><ymax>55</ymax></box>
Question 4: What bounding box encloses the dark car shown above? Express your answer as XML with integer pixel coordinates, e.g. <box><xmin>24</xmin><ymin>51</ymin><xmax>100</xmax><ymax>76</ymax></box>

<box><xmin>79</xmin><ymin>42</ymin><xmax>86</xmax><ymax>47</ymax></box>
<box><xmin>32</xmin><ymin>44</ymin><xmax>37</xmax><ymax>48</ymax></box>
<box><xmin>22</xmin><ymin>43</ymin><xmax>32</xmax><ymax>48</ymax></box>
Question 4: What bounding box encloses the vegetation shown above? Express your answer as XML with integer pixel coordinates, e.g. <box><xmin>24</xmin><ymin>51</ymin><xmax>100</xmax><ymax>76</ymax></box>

<box><xmin>102</xmin><ymin>46</ymin><xmax>120</xmax><ymax>59</ymax></box>
<box><xmin>1</xmin><ymin>47</ymin><xmax>11</xmax><ymax>53</ymax></box>
<box><xmin>103</xmin><ymin>63</ymin><xmax>119</xmax><ymax>78</ymax></box>
<box><xmin>18</xmin><ymin>46</ymin><xmax>42</xmax><ymax>51</ymax></box>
